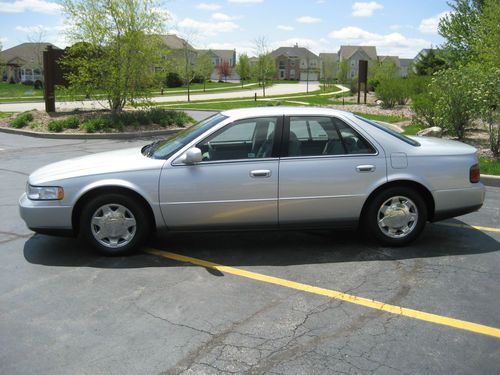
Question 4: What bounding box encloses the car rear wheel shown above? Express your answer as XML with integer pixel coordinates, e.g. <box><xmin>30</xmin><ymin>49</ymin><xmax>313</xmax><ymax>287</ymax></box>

<box><xmin>80</xmin><ymin>193</ymin><xmax>150</xmax><ymax>255</ymax></box>
<box><xmin>364</xmin><ymin>187</ymin><xmax>427</xmax><ymax>246</ymax></box>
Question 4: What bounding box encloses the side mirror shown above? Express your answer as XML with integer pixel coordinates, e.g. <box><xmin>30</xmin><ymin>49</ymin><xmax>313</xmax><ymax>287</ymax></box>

<box><xmin>183</xmin><ymin>147</ymin><xmax>202</xmax><ymax>164</ymax></box>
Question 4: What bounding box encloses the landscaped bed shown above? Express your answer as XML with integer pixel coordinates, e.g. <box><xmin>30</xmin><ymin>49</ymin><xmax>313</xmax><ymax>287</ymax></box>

<box><xmin>0</xmin><ymin>108</ymin><xmax>194</xmax><ymax>134</ymax></box>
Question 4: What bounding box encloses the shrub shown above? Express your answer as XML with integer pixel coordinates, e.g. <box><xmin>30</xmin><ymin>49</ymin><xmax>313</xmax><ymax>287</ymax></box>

<box><xmin>34</xmin><ymin>80</ymin><xmax>43</xmax><ymax>89</ymax></box>
<box><xmin>47</xmin><ymin>116</ymin><xmax>80</xmax><ymax>132</ymax></box>
<box><xmin>80</xmin><ymin>116</ymin><xmax>113</xmax><ymax>133</ymax></box>
<box><xmin>165</xmin><ymin>72</ymin><xmax>183</xmax><ymax>88</ymax></box>
<box><xmin>427</xmin><ymin>66</ymin><xmax>478</xmax><ymax>140</ymax></box>
<box><xmin>411</xmin><ymin>93</ymin><xmax>438</xmax><ymax>128</ymax></box>
<box><xmin>11</xmin><ymin>111</ymin><xmax>33</xmax><ymax>128</ymax></box>
<box><xmin>22</xmin><ymin>80</ymin><xmax>34</xmax><ymax>86</ymax></box>
<box><xmin>375</xmin><ymin>78</ymin><xmax>408</xmax><ymax>109</ymax></box>
<box><xmin>48</xmin><ymin>121</ymin><xmax>65</xmax><ymax>132</ymax></box>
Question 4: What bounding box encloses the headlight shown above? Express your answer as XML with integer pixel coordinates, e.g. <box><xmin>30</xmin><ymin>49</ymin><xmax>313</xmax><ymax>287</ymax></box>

<box><xmin>27</xmin><ymin>185</ymin><xmax>64</xmax><ymax>200</ymax></box>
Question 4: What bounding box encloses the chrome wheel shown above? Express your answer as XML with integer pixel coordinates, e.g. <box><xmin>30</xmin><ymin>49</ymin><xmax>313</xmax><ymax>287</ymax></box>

<box><xmin>377</xmin><ymin>196</ymin><xmax>418</xmax><ymax>239</ymax></box>
<box><xmin>90</xmin><ymin>203</ymin><xmax>137</xmax><ymax>248</ymax></box>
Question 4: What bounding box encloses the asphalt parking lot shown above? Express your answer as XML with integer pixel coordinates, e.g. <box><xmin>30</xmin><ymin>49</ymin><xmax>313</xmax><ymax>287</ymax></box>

<box><xmin>0</xmin><ymin>130</ymin><xmax>499</xmax><ymax>375</ymax></box>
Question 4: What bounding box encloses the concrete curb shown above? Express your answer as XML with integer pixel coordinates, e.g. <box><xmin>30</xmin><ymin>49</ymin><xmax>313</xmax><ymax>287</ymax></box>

<box><xmin>0</xmin><ymin>126</ymin><xmax>181</xmax><ymax>139</ymax></box>
<box><xmin>481</xmin><ymin>174</ymin><xmax>500</xmax><ymax>188</ymax></box>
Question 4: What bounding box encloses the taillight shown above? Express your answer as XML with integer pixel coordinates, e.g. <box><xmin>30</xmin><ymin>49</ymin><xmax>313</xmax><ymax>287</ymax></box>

<box><xmin>470</xmin><ymin>164</ymin><xmax>480</xmax><ymax>183</ymax></box>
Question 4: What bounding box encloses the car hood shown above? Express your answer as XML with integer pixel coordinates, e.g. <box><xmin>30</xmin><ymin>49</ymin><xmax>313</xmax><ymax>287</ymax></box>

<box><xmin>409</xmin><ymin>136</ymin><xmax>477</xmax><ymax>156</ymax></box>
<box><xmin>29</xmin><ymin>146</ymin><xmax>165</xmax><ymax>185</ymax></box>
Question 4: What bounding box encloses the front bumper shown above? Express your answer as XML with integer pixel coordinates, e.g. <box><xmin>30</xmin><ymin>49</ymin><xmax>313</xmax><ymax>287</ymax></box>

<box><xmin>432</xmin><ymin>183</ymin><xmax>485</xmax><ymax>221</ymax></box>
<box><xmin>19</xmin><ymin>193</ymin><xmax>74</xmax><ymax>234</ymax></box>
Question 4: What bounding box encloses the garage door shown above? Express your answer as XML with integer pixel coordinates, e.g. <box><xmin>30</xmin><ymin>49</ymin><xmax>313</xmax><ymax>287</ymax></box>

<box><xmin>300</xmin><ymin>72</ymin><xmax>318</xmax><ymax>81</ymax></box>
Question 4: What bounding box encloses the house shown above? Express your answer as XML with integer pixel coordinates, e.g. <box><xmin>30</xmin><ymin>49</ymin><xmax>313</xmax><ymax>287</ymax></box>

<box><xmin>319</xmin><ymin>53</ymin><xmax>338</xmax><ymax>81</ymax></box>
<box><xmin>158</xmin><ymin>34</ymin><xmax>197</xmax><ymax>65</ymax></box>
<box><xmin>197</xmin><ymin>49</ymin><xmax>238</xmax><ymax>81</ymax></box>
<box><xmin>271</xmin><ymin>44</ymin><xmax>320</xmax><ymax>81</ymax></box>
<box><xmin>0</xmin><ymin>42</ymin><xmax>60</xmax><ymax>83</ymax></box>
<box><xmin>338</xmin><ymin>45</ymin><xmax>377</xmax><ymax>79</ymax></box>
<box><xmin>399</xmin><ymin>58</ymin><xmax>413</xmax><ymax>77</ymax></box>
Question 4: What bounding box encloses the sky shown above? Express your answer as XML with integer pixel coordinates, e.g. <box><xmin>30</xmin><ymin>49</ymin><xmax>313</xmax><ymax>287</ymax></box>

<box><xmin>0</xmin><ymin>0</ymin><xmax>452</xmax><ymax>58</ymax></box>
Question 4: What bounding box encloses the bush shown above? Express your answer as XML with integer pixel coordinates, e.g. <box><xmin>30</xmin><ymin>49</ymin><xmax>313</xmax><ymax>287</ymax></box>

<box><xmin>22</xmin><ymin>80</ymin><xmax>34</xmax><ymax>86</ymax></box>
<box><xmin>47</xmin><ymin>116</ymin><xmax>80</xmax><ymax>132</ymax></box>
<box><xmin>34</xmin><ymin>80</ymin><xmax>43</xmax><ymax>89</ymax></box>
<box><xmin>11</xmin><ymin>111</ymin><xmax>33</xmax><ymax>128</ymax></box>
<box><xmin>375</xmin><ymin>78</ymin><xmax>410</xmax><ymax>109</ymax></box>
<box><xmin>411</xmin><ymin>93</ymin><xmax>438</xmax><ymax>128</ymax></box>
<box><xmin>48</xmin><ymin>121</ymin><xmax>64</xmax><ymax>132</ymax></box>
<box><xmin>165</xmin><ymin>72</ymin><xmax>183</xmax><ymax>88</ymax></box>
<box><xmin>80</xmin><ymin>116</ymin><xmax>113</xmax><ymax>133</ymax></box>
<box><xmin>427</xmin><ymin>66</ymin><xmax>478</xmax><ymax>139</ymax></box>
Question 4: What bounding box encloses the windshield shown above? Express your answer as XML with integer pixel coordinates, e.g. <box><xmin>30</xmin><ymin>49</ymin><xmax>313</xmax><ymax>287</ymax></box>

<box><xmin>142</xmin><ymin>113</ymin><xmax>228</xmax><ymax>159</ymax></box>
<box><xmin>354</xmin><ymin>115</ymin><xmax>420</xmax><ymax>147</ymax></box>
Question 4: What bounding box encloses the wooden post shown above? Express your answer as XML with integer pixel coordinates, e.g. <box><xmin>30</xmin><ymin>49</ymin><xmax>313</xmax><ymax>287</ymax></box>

<box><xmin>43</xmin><ymin>45</ymin><xmax>55</xmax><ymax>112</ymax></box>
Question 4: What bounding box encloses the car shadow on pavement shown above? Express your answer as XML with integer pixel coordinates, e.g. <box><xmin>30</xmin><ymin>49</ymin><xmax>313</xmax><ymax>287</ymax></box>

<box><xmin>24</xmin><ymin>219</ymin><xmax>499</xmax><ymax>270</ymax></box>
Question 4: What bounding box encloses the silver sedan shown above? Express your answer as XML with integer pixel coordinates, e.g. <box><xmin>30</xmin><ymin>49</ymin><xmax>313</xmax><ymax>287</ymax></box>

<box><xmin>19</xmin><ymin>107</ymin><xmax>485</xmax><ymax>255</ymax></box>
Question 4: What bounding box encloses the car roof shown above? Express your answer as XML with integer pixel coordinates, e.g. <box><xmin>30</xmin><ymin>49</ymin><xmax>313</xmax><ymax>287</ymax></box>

<box><xmin>220</xmin><ymin>106</ymin><xmax>355</xmax><ymax>120</ymax></box>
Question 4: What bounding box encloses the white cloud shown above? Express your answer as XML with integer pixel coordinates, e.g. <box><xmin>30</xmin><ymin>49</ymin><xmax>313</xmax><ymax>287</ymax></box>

<box><xmin>16</xmin><ymin>24</ymin><xmax>68</xmax><ymax>34</ymax></box>
<box><xmin>212</xmin><ymin>12</ymin><xmax>240</xmax><ymax>21</ymax></box>
<box><xmin>352</xmin><ymin>2</ymin><xmax>383</xmax><ymax>17</ymax></box>
<box><xmin>296</xmin><ymin>16</ymin><xmax>322</xmax><ymax>24</ymax></box>
<box><xmin>196</xmin><ymin>2</ymin><xmax>221</xmax><ymax>10</ymax></box>
<box><xmin>419</xmin><ymin>11</ymin><xmax>450</xmax><ymax>34</ymax></box>
<box><xmin>277</xmin><ymin>25</ymin><xmax>294</xmax><ymax>31</ymax></box>
<box><xmin>178</xmin><ymin>18</ymin><xmax>240</xmax><ymax>36</ymax></box>
<box><xmin>0</xmin><ymin>0</ymin><xmax>61</xmax><ymax>14</ymax></box>
<box><xmin>329</xmin><ymin>26</ymin><xmax>431</xmax><ymax>58</ymax></box>
<box><xmin>0</xmin><ymin>37</ymin><xmax>8</xmax><ymax>43</ymax></box>
<box><xmin>228</xmin><ymin>0</ymin><xmax>263</xmax><ymax>3</ymax></box>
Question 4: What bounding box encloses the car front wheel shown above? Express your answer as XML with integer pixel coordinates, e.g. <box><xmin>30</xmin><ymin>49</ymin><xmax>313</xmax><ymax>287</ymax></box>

<box><xmin>80</xmin><ymin>193</ymin><xmax>150</xmax><ymax>255</ymax></box>
<box><xmin>364</xmin><ymin>187</ymin><xmax>427</xmax><ymax>246</ymax></box>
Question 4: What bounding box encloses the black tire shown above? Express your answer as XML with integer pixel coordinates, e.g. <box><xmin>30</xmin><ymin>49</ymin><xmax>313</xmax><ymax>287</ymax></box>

<box><xmin>79</xmin><ymin>193</ymin><xmax>150</xmax><ymax>255</ymax></box>
<box><xmin>363</xmin><ymin>186</ymin><xmax>427</xmax><ymax>246</ymax></box>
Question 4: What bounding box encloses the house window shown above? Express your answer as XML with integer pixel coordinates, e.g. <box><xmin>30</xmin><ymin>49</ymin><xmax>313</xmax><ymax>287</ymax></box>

<box><xmin>290</xmin><ymin>69</ymin><xmax>295</xmax><ymax>78</ymax></box>
<box><xmin>279</xmin><ymin>61</ymin><xmax>285</xmax><ymax>69</ymax></box>
<box><xmin>280</xmin><ymin>71</ymin><xmax>284</xmax><ymax>78</ymax></box>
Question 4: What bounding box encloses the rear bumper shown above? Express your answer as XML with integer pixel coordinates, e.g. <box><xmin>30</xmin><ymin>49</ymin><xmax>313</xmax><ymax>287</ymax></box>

<box><xmin>19</xmin><ymin>193</ymin><xmax>74</xmax><ymax>234</ymax></box>
<box><xmin>432</xmin><ymin>184</ymin><xmax>485</xmax><ymax>221</ymax></box>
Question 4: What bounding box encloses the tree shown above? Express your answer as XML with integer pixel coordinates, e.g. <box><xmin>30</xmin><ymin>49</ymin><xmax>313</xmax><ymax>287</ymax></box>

<box><xmin>195</xmin><ymin>51</ymin><xmax>213</xmax><ymax>92</ymax></box>
<box><xmin>172</xmin><ymin>40</ymin><xmax>197</xmax><ymax>102</ymax></box>
<box><xmin>438</xmin><ymin>0</ymin><xmax>484</xmax><ymax>66</ymax></box>
<box><xmin>336</xmin><ymin>59</ymin><xmax>348</xmax><ymax>83</ymax></box>
<box><xmin>414</xmin><ymin>49</ymin><xmax>447</xmax><ymax>76</ymax></box>
<box><xmin>216</xmin><ymin>61</ymin><xmax>232</xmax><ymax>82</ymax></box>
<box><xmin>60</xmin><ymin>0</ymin><xmax>166</xmax><ymax>113</ymax></box>
<box><xmin>253</xmin><ymin>37</ymin><xmax>275</xmax><ymax>97</ymax></box>
<box><xmin>235</xmin><ymin>53</ymin><xmax>251</xmax><ymax>88</ymax></box>
<box><xmin>473</xmin><ymin>0</ymin><xmax>500</xmax><ymax>66</ymax></box>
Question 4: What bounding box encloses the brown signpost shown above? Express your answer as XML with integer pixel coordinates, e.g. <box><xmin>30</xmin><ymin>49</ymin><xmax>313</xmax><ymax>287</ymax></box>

<box><xmin>43</xmin><ymin>45</ymin><xmax>67</xmax><ymax>112</ymax></box>
<box><xmin>357</xmin><ymin>60</ymin><xmax>368</xmax><ymax>104</ymax></box>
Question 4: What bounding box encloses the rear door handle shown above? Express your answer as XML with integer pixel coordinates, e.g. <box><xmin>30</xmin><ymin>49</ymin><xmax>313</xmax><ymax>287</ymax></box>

<box><xmin>250</xmin><ymin>169</ymin><xmax>272</xmax><ymax>178</ymax></box>
<box><xmin>356</xmin><ymin>165</ymin><xmax>376</xmax><ymax>173</ymax></box>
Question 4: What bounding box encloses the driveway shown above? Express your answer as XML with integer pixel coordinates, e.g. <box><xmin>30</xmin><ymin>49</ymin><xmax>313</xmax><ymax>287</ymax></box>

<box><xmin>1</xmin><ymin>131</ymin><xmax>499</xmax><ymax>375</ymax></box>
<box><xmin>0</xmin><ymin>82</ymin><xmax>321</xmax><ymax>113</ymax></box>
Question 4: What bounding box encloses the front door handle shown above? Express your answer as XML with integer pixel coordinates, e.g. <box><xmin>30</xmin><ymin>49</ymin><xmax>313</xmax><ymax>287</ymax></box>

<box><xmin>356</xmin><ymin>165</ymin><xmax>376</xmax><ymax>173</ymax></box>
<box><xmin>250</xmin><ymin>169</ymin><xmax>272</xmax><ymax>178</ymax></box>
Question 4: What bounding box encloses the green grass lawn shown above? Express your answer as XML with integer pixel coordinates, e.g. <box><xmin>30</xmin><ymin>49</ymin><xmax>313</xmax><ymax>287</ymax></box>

<box><xmin>352</xmin><ymin>112</ymin><xmax>410</xmax><ymax>124</ymax></box>
<box><xmin>0</xmin><ymin>82</ymin><xmax>43</xmax><ymax>98</ymax></box>
<box><xmin>479</xmin><ymin>157</ymin><xmax>500</xmax><ymax>175</ymax></box>
<box><xmin>0</xmin><ymin>112</ymin><xmax>13</xmax><ymax>119</ymax></box>
<box><xmin>401</xmin><ymin>124</ymin><xmax>424</xmax><ymax>135</ymax></box>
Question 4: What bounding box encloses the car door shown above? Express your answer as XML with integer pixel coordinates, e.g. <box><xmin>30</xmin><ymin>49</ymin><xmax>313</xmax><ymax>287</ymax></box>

<box><xmin>159</xmin><ymin>116</ymin><xmax>282</xmax><ymax>229</ymax></box>
<box><xmin>278</xmin><ymin>115</ymin><xmax>386</xmax><ymax>225</ymax></box>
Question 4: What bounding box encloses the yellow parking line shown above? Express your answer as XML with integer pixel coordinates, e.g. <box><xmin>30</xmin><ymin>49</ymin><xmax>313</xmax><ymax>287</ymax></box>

<box><xmin>436</xmin><ymin>222</ymin><xmax>500</xmax><ymax>233</ymax></box>
<box><xmin>145</xmin><ymin>248</ymin><xmax>500</xmax><ymax>339</ymax></box>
